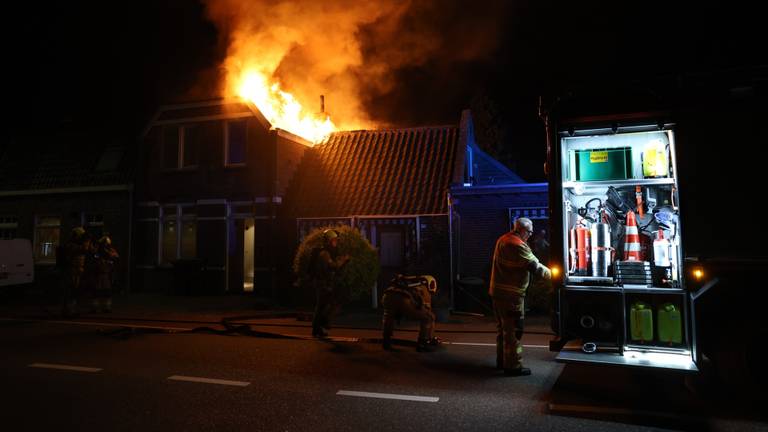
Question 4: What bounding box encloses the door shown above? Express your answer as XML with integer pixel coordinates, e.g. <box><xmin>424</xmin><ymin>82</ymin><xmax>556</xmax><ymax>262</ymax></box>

<box><xmin>377</xmin><ymin>225</ymin><xmax>406</xmax><ymax>300</ymax></box>
<box><xmin>227</xmin><ymin>219</ymin><xmax>245</xmax><ymax>293</ymax></box>
<box><xmin>243</xmin><ymin>218</ymin><xmax>255</xmax><ymax>292</ymax></box>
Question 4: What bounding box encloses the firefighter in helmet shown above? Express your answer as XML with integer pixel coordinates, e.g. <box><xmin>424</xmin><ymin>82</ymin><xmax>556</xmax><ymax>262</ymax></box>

<box><xmin>381</xmin><ymin>274</ymin><xmax>441</xmax><ymax>352</ymax></box>
<box><xmin>311</xmin><ymin>229</ymin><xmax>351</xmax><ymax>338</ymax></box>
<box><xmin>91</xmin><ymin>235</ymin><xmax>119</xmax><ymax>313</ymax></box>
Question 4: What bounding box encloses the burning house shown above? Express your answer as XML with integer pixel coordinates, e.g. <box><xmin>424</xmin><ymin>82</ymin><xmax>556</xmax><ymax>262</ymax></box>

<box><xmin>134</xmin><ymin>99</ymin><xmax>547</xmax><ymax>309</ymax></box>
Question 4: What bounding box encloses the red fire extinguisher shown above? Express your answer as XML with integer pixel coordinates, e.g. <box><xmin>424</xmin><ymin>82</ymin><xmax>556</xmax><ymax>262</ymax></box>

<box><xmin>569</xmin><ymin>217</ymin><xmax>591</xmax><ymax>276</ymax></box>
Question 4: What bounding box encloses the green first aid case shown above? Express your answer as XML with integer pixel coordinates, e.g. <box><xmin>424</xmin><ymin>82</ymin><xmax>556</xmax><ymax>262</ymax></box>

<box><xmin>630</xmin><ymin>301</ymin><xmax>654</xmax><ymax>343</ymax></box>
<box><xmin>657</xmin><ymin>303</ymin><xmax>683</xmax><ymax>344</ymax></box>
<box><xmin>571</xmin><ymin>147</ymin><xmax>632</xmax><ymax>181</ymax></box>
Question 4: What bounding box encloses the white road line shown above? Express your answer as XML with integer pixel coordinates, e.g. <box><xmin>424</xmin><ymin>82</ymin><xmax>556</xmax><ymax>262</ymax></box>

<box><xmin>167</xmin><ymin>375</ymin><xmax>250</xmax><ymax>387</ymax></box>
<box><xmin>29</xmin><ymin>363</ymin><xmax>102</xmax><ymax>373</ymax></box>
<box><xmin>445</xmin><ymin>342</ymin><xmax>549</xmax><ymax>349</ymax></box>
<box><xmin>446</xmin><ymin>342</ymin><xmax>495</xmax><ymax>347</ymax></box>
<box><xmin>337</xmin><ymin>390</ymin><xmax>439</xmax><ymax>403</ymax></box>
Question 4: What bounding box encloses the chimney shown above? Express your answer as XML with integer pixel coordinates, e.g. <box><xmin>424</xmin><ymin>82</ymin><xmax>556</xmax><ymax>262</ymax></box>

<box><xmin>320</xmin><ymin>95</ymin><xmax>325</xmax><ymax>114</ymax></box>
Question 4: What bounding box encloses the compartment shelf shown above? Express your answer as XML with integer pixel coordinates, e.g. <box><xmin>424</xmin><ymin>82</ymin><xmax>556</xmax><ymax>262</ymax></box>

<box><xmin>562</xmin><ymin>177</ymin><xmax>675</xmax><ymax>189</ymax></box>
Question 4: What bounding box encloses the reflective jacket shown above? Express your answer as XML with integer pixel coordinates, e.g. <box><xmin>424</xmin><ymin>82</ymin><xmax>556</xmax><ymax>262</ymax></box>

<box><xmin>489</xmin><ymin>232</ymin><xmax>544</xmax><ymax>299</ymax></box>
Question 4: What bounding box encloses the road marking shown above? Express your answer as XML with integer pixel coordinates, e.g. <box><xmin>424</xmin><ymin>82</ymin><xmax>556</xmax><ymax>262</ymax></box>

<box><xmin>445</xmin><ymin>342</ymin><xmax>549</xmax><ymax>349</ymax></box>
<box><xmin>446</xmin><ymin>342</ymin><xmax>495</xmax><ymax>347</ymax></box>
<box><xmin>29</xmin><ymin>363</ymin><xmax>102</xmax><ymax>372</ymax></box>
<box><xmin>167</xmin><ymin>375</ymin><xmax>250</xmax><ymax>387</ymax></box>
<box><xmin>337</xmin><ymin>390</ymin><xmax>439</xmax><ymax>403</ymax></box>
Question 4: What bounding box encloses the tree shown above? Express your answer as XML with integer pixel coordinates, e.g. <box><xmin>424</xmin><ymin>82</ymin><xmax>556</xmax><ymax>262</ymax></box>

<box><xmin>293</xmin><ymin>225</ymin><xmax>379</xmax><ymax>302</ymax></box>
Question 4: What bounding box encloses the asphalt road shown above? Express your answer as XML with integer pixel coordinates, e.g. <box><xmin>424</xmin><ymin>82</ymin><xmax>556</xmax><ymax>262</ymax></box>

<box><xmin>0</xmin><ymin>319</ymin><xmax>763</xmax><ymax>431</ymax></box>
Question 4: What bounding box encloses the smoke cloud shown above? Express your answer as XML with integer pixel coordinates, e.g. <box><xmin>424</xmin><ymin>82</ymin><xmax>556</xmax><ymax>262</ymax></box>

<box><xmin>205</xmin><ymin>0</ymin><xmax>507</xmax><ymax>129</ymax></box>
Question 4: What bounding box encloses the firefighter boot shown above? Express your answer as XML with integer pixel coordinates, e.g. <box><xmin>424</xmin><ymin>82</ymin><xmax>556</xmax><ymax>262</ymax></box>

<box><xmin>416</xmin><ymin>338</ymin><xmax>436</xmax><ymax>352</ymax></box>
<box><xmin>504</xmin><ymin>367</ymin><xmax>531</xmax><ymax>377</ymax></box>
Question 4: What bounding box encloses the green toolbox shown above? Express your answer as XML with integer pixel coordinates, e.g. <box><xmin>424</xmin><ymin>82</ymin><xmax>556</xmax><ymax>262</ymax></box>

<box><xmin>570</xmin><ymin>147</ymin><xmax>633</xmax><ymax>181</ymax></box>
<box><xmin>629</xmin><ymin>301</ymin><xmax>654</xmax><ymax>343</ymax></box>
<box><xmin>657</xmin><ymin>303</ymin><xmax>683</xmax><ymax>344</ymax></box>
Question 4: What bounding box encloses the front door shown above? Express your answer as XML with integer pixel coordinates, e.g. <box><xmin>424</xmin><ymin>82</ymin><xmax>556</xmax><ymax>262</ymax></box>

<box><xmin>377</xmin><ymin>225</ymin><xmax>406</xmax><ymax>303</ymax></box>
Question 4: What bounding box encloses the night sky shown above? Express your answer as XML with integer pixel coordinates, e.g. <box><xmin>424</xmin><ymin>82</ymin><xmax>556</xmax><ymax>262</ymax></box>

<box><xmin>3</xmin><ymin>1</ymin><xmax>764</xmax><ymax>182</ymax></box>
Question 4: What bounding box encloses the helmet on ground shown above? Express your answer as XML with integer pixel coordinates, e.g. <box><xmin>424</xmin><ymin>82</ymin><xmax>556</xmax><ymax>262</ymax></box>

<box><xmin>322</xmin><ymin>229</ymin><xmax>339</xmax><ymax>241</ymax></box>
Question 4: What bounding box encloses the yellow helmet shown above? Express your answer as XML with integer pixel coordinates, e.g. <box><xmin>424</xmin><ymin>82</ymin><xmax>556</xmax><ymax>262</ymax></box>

<box><xmin>71</xmin><ymin>227</ymin><xmax>86</xmax><ymax>238</ymax></box>
<box><xmin>323</xmin><ymin>229</ymin><xmax>339</xmax><ymax>241</ymax></box>
<box><xmin>423</xmin><ymin>275</ymin><xmax>438</xmax><ymax>294</ymax></box>
<box><xmin>98</xmin><ymin>236</ymin><xmax>112</xmax><ymax>246</ymax></box>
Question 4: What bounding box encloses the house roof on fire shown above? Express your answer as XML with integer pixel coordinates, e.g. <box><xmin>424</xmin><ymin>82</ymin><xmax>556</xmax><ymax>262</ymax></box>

<box><xmin>285</xmin><ymin>125</ymin><xmax>462</xmax><ymax>217</ymax></box>
<box><xmin>284</xmin><ymin>110</ymin><xmax>526</xmax><ymax>218</ymax></box>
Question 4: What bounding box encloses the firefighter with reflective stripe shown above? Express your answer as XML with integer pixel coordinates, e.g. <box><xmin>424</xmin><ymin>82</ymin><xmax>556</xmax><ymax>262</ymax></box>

<box><xmin>311</xmin><ymin>229</ymin><xmax>350</xmax><ymax>338</ymax></box>
<box><xmin>489</xmin><ymin>217</ymin><xmax>551</xmax><ymax>376</ymax></box>
<box><xmin>381</xmin><ymin>275</ymin><xmax>440</xmax><ymax>352</ymax></box>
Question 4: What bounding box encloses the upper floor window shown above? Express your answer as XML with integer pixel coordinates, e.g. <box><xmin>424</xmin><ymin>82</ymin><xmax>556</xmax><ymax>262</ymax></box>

<box><xmin>225</xmin><ymin>120</ymin><xmax>247</xmax><ymax>166</ymax></box>
<box><xmin>163</xmin><ymin>125</ymin><xmax>199</xmax><ymax>170</ymax></box>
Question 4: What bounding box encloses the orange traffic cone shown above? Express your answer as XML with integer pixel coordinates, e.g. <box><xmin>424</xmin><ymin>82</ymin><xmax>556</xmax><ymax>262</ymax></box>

<box><xmin>623</xmin><ymin>210</ymin><xmax>642</xmax><ymax>261</ymax></box>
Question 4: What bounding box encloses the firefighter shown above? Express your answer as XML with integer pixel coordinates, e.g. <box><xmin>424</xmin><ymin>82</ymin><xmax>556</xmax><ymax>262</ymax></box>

<box><xmin>311</xmin><ymin>229</ymin><xmax>350</xmax><ymax>338</ymax></box>
<box><xmin>489</xmin><ymin>217</ymin><xmax>551</xmax><ymax>376</ymax></box>
<box><xmin>91</xmin><ymin>235</ymin><xmax>119</xmax><ymax>313</ymax></box>
<box><xmin>381</xmin><ymin>275</ymin><xmax>440</xmax><ymax>352</ymax></box>
<box><xmin>60</xmin><ymin>227</ymin><xmax>88</xmax><ymax>317</ymax></box>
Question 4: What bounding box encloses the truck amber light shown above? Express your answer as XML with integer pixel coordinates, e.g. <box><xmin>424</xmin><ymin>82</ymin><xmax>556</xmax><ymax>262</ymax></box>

<box><xmin>692</xmin><ymin>268</ymin><xmax>704</xmax><ymax>280</ymax></box>
<box><xmin>551</xmin><ymin>265</ymin><xmax>560</xmax><ymax>277</ymax></box>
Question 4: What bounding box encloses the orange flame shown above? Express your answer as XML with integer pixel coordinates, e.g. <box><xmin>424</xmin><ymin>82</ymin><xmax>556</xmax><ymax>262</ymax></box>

<box><xmin>236</xmin><ymin>70</ymin><xmax>336</xmax><ymax>143</ymax></box>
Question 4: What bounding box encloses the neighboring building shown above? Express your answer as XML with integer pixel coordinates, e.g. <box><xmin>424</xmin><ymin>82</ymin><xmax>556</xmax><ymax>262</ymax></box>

<box><xmin>0</xmin><ymin>128</ymin><xmax>133</xmax><ymax>290</ymax></box>
<box><xmin>134</xmin><ymin>99</ymin><xmax>309</xmax><ymax>296</ymax></box>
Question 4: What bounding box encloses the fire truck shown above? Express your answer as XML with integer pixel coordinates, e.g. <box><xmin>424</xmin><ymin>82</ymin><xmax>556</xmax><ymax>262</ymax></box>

<box><xmin>542</xmin><ymin>80</ymin><xmax>767</xmax><ymax>388</ymax></box>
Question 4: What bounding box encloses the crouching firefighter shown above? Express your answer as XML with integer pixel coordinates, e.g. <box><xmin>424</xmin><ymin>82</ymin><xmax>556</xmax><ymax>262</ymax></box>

<box><xmin>381</xmin><ymin>275</ymin><xmax>441</xmax><ymax>352</ymax></box>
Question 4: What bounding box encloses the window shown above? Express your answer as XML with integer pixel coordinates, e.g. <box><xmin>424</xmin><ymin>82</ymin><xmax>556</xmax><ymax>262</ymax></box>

<box><xmin>34</xmin><ymin>216</ymin><xmax>61</xmax><ymax>264</ymax></box>
<box><xmin>225</xmin><ymin>120</ymin><xmax>247</xmax><ymax>165</ymax></box>
<box><xmin>135</xmin><ymin>204</ymin><xmax>159</xmax><ymax>266</ymax></box>
<box><xmin>180</xmin><ymin>206</ymin><xmax>197</xmax><ymax>259</ymax></box>
<box><xmin>163</xmin><ymin>125</ymin><xmax>199</xmax><ymax>169</ymax></box>
<box><xmin>163</xmin><ymin>126</ymin><xmax>180</xmax><ymax>170</ymax></box>
<box><xmin>0</xmin><ymin>215</ymin><xmax>18</xmax><ymax>240</ymax></box>
<box><xmin>84</xmin><ymin>213</ymin><xmax>104</xmax><ymax>239</ymax></box>
<box><xmin>182</xmin><ymin>125</ymin><xmax>199</xmax><ymax>168</ymax></box>
<box><xmin>161</xmin><ymin>205</ymin><xmax>197</xmax><ymax>264</ymax></box>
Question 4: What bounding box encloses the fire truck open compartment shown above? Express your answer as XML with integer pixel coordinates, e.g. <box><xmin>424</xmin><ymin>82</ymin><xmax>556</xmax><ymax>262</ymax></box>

<box><xmin>552</xmin><ymin>122</ymin><xmax>698</xmax><ymax>371</ymax></box>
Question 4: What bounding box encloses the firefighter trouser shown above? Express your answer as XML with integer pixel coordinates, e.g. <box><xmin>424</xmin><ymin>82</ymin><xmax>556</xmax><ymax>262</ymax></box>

<box><xmin>492</xmin><ymin>296</ymin><xmax>525</xmax><ymax>369</ymax></box>
<box><xmin>312</xmin><ymin>288</ymin><xmax>338</xmax><ymax>333</ymax></box>
<box><xmin>382</xmin><ymin>293</ymin><xmax>435</xmax><ymax>343</ymax></box>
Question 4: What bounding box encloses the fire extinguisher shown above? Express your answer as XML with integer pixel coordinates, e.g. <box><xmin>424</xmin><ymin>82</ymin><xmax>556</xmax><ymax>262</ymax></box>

<box><xmin>569</xmin><ymin>217</ymin><xmax>591</xmax><ymax>276</ymax></box>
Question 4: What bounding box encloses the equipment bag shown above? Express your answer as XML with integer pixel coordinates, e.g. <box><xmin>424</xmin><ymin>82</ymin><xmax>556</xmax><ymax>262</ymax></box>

<box><xmin>630</xmin><ymin>301</ymin><xmax>654</xmax><ymax>343</ymax></box>
<box><xmin>657</xmin><ymin>303</ymin><xmax>683</xmax><ymax>344</ymax></box>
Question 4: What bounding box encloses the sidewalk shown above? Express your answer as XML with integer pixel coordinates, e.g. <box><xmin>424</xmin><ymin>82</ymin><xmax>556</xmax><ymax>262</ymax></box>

<box><xmin>0</xmin><ymin>290</ymin><xmax>555</xmax><ymax>335</ymax></box>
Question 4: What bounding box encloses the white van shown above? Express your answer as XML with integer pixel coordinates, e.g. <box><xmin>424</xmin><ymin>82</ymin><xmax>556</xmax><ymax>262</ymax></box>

<box><xmin>0</xmin><ymin>239</ymin><xmax>34</xmax><ymax>288</ymax></box>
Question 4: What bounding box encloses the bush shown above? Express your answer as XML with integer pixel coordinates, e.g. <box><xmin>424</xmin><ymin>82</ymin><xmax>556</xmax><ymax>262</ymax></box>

<box><xmin>293</xmin><ymin>225</ymin><xmax>379</xmax><ymax>302</ymax></box>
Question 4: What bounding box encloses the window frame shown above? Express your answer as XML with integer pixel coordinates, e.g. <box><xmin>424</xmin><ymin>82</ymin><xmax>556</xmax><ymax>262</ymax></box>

<box><xmin>33</xmin><ymin>215</ymin><xmax>61</xmax><ymax>265</ymax></box>
<box><xmin>162</xmin><ymin>125</ymin><xmax>199</xmax><ymax>171</ymax></box>
<box><xmin>160</xmin><ymin>204</ymin><xmax>197</xmax><ymax>265</ymax></box>
<box><xmin>0</xmin><ymin>215</ymin><xmax>19</xmax><ymax>240</ymax></box>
